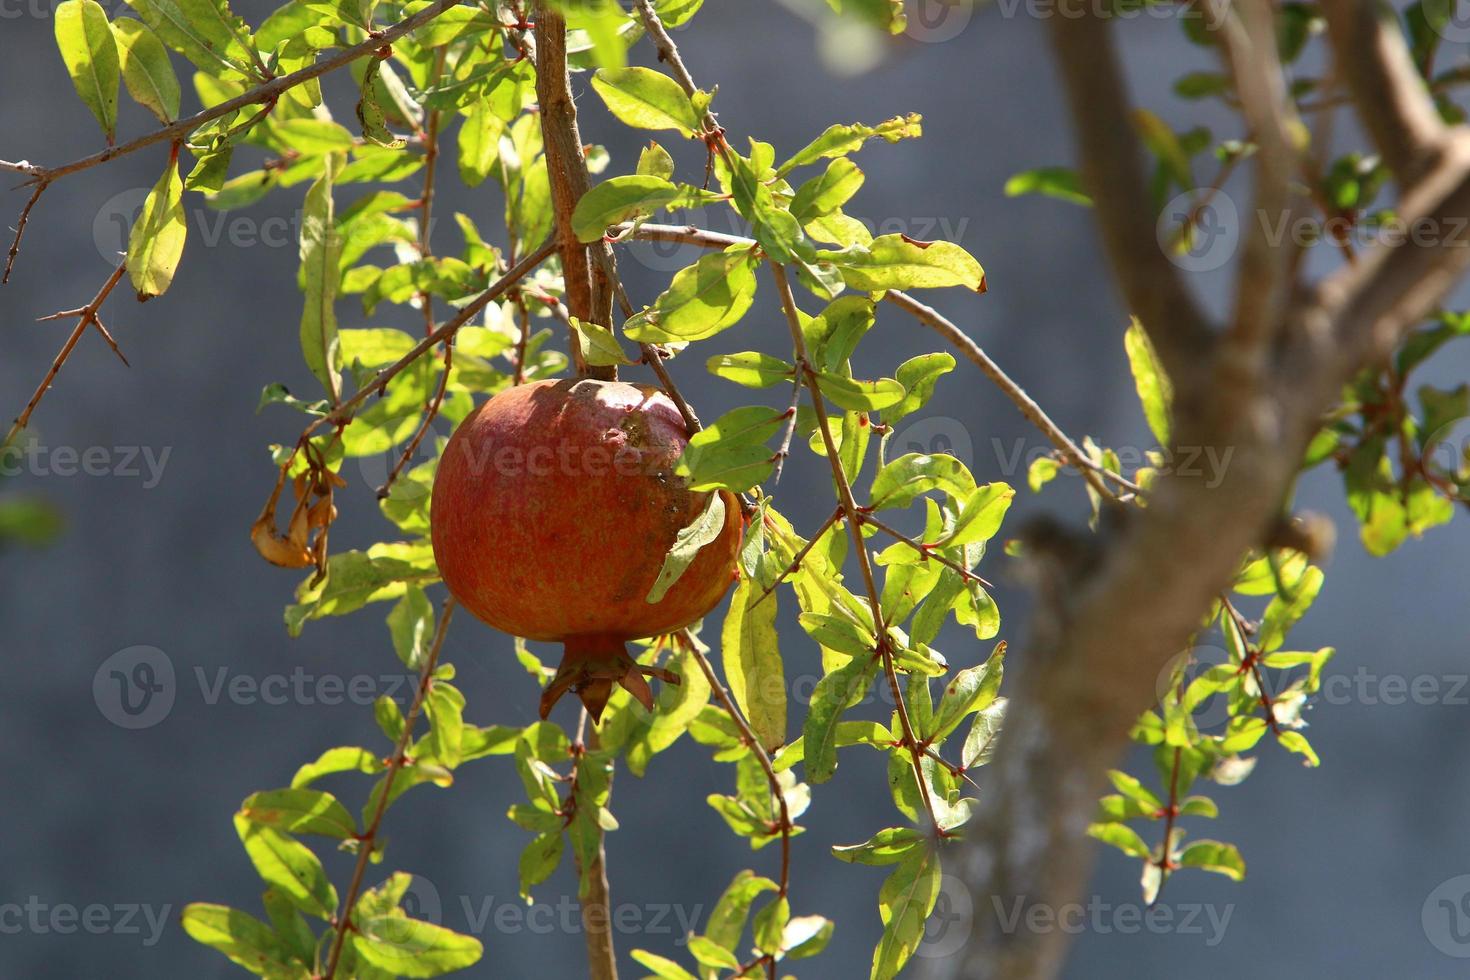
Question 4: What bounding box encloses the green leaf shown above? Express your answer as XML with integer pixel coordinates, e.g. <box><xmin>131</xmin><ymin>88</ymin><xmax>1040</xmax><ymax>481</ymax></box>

<box><xmin>357</xmin><ymin>57</ymin><xmax>405</xmax><ymax>149</ymax></box>
<box><xmin>961</xmin><ymin>697</ymin><xmax>1006</xmax><ymax>769</ymax></box>
<box><xmin>675</xmin><ymin>406</ymin><xmax>785</xmax><ymax>492</ymax></box>
<box><xmin>1124</xmin><ymin>317</ymin><xmax>1173</xmax><ymax>445</ymax></box>
<box><xmin>1173</xmin><ymin>70</ymin><xmax>1231</xmax><ymax>101</ymax></box>
<box><xmin>625</xmin><ymin>246</ymin><xmax>759</xmax><ymax>343</ymax></box>
<box><xmin>1132</xmin><ymin>108</ymin><xmax>1194</xmax><ymax>190</ymax></box>
<box><xmin>884</xmin><ymin>353</ymin><xmax>954</xmax><ymax>425</ymax></box>
<box><xmin>1106</xmin><ymin>770</ymin><xmax>1164</xmax><ymax>812</ymax></box>
<box><xmin>871</xmin><ymin>847</ymin><xmax>941</xmax><ymax>980</ymax></box>
<box><xmin>792</xmin><ymin>158</ymin><xmax>865</xmax><ymax>221</ymax></box>
<box><xmin>299</xmin><ymin>153</ymin><xmax>343</xmax><ymax>402</ymax></box>
<box><xmin>238</xmin><ymin>788</ymin><xmax>357</xmax><ymax>839</ymax></box>
<box><xmin>933</xmin><ymin>483</ymin><xmax>1014</xmax><ymax>548</ymax></box>
<box><xmin>803</xmin><ymin>653</ymin><xmax>880</xmax><ymax>783</ymax></box>
<box><xmin>784</xmin><ymin>914</ymin><xmax>835</xmax><ymax>960</ymax></box>
<box><xmin>291</xmin><ymin>746</ymin><xmax>382</xmax><ymax>787</ymax></box>
<box><xmin>234</xmin><ymin>815</ymin><xmax>337</xmax><ymax>919</ymax></box>
<box><xmin>777</xmin><ymin>113</ymin><xmax>922</xmax><ymax>175</ymax></box>
<box><xmin>637</xmin><ymin>140</ymin><xmax>677</xmax><ymax>180</ymax></box>
<box><xmin>1004</xmin><ymin>166</ymin><xmax>1092</xmax><ymax>206</ymax></box>
<box><xmin>56</xmin><ymin>0</ymin><xmax>119</xmax><ymax>141</ymax></box>
<box><xmin>928</xmin><ymin>644</ymin><xmax>1004</xmax><ymax>740</ymax></box>
<box><xmin>126</xmin><ymin>157</ymin><xmax>187</xmax><ymax>299</ymax></box>
<box><xmin>829</xmin><ymin>235</ymin><xmax>984</xmax><ymax>292</ymax></box>
<box><xmin>591</xmin><ymin>66</ymin><xmax>700</xmax><ymax>136</ymax></box>
<box><xmin>707</xmin><ymin>351</ymin><xmax>794</xmax><ymax>389</ymax></box>
<box><xmin>425</xmin><ymin>681</ymin><xmax>466</xmax><ymax>768</ymax></box>
<box><xmin>870</xmin><ymin>453</ymin><xmax>976</xmax><ymax>510</ymax></box>
<box><xmin>753</xmin><ymin>896</ymin><xmax>790</xmax><ymax>956</ymax></box>
<box><xmin>832</xmin><ymin>827</ymin><xmax>924</xmax><ymax>865</ymax></box>
<box><xmin>517</xmin><ymin>831</ymin><xmax>564</xmax><ymax>897</ymax></box>
<box><xmin>1276</xmin><ymin>729</ymin><xmax>1321</xmax><ymax>767</ymax></box>
<box><xmin>285</xmin><ymin>547</ymin><xmax>439</xmax><ymax>636</ymax></box>
<box><xmin>798</xmin><ymin>612</ymin><xmax>875</xmax><ymax>657</ymax></box>
<box><xmin>353</xmin><ymin>916</ymin><xmax>484</xmax><ymax>976</ymax></box>
<box><xmin>124</xmin><ymin>0</ymin><xmax>260</xmax><ymax>78</ymax></box>
<box><xmin>111</xmin><ymin>19</ymin><xmax>179</xmax><ymax>124</ymax></box>
<box><xmin>704</xmin><ymin>870</ymin><xmax>779</xmax><ymax>957</ymax></box>
<box><xmin>631</xmin><ymin>950</ymin><xmax>698</xmax><ymax>980</ymax></box>
<box><xmin>181</xmin><ymin>904</ymin><xmax>309</xmax><ymax>979</ymax></box>
<box><xmin>626</xmin><ymin>643</ymin><xmax>712</xmax><ymax>775</ymax></box>
<box><xmin>646</xmin><ymin>492</ymin><xmax>729</xmax><ymax>603</ymax></box>
<box><xmin>722</xmin><ymin>574</ymin><xmax>786</xmax><ymax>752</ymax></box>
<box><xmin>457</xmin><ymin>100</ymin><xmax>504</xmax><ymax>188</ymax></box>
<box><xmin>688</xmin><ymin>935</ymin><xmax>741</xmax><ymax>971</ymax></box>
<box><xmin>1177</xmin><ymin>839</ymin><xmax>1246</xmax><ymax>880</ymax></box>
<box><xmin>569</xmin><ymin>316</ymin><xmax>634</xmax><ymax>367</ymax></box>
<box><xmin>815</xmin><ymin>371</ymin><xmax>906</xmax><ymax>411</ymax></box>
<box><xmin>386</xmin><ymin>585</ymin><xmax>434</xmax><ymax>670</ymax></box>
<box><xmin>572</xmin><ymin>174</ymin><xmax>681</xmax><ymax>242</ymax></box>
<box><xmin>1087</xmin><ymin>821</ymin><xmax>1151</xmax><ymax>860</ymax></box>
<box><xmin>1258</xmin><ymin>566</ymin><xmax>1323</xmax><ymax>651</ymax></box>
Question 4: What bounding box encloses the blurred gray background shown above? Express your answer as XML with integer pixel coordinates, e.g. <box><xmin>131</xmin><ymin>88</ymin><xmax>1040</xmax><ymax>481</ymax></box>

<box><xmin>4</xmin><ymin>0</ymin><xmax>1470</xmax><ymax>976</ymax></box>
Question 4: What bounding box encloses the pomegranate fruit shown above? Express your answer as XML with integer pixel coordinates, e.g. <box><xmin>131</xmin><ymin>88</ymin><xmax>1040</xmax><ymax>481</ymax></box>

<box><xmin>430</xmin><ymin>378</ymin><xmax>742</xmax><ymax>721</ymax></box>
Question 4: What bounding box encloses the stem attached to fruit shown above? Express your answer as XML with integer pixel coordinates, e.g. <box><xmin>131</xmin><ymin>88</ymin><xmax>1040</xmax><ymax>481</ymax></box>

<box><xmin>542</xmin><ymin>634</ymin><xmax>660</xmax><ymax>723</ymax></box>
<box><xmin>534</xmin><ymin>0</ymin><xmax>616</xmax><ymax>383</ymax></box>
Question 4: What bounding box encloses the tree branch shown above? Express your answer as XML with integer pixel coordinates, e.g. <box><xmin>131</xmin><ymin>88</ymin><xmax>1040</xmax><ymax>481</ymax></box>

<box><xmin>1212</xmin><ymin>0</ymin><xmax>1301</xmax><ymax>364</ymax></box>
<box><xmin>534</xmin><ymin>1</ymin><xmax>614</xmax><ymax>381</ymax></box>
<box><xmin>6</xmin><ymin>261</ymin><xmax>128</xmax><ymax>446</ymax></box>
<box><xmin>1319</xmin><ymin>0</ymin><xmax>1447</xmax><ymax>182</ymax></box>
<box><xmin>1048</xmin><ymin>5</ymin><xmax>1216</xmax><ymax>385</ymax></box>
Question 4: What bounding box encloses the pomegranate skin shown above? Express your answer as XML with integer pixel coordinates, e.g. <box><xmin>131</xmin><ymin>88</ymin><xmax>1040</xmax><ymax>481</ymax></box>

<box><xmin>430</xmin><ymin>378</ymin><xmax>741</xmax><ymax>717</ymax></box>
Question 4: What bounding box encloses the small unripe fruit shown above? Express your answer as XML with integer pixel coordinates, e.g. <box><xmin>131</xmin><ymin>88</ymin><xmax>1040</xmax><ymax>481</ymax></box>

<box><xmin>430</xmin><ymin>378</ymin><xmax>741</xmax><ymax>721</ymax></box>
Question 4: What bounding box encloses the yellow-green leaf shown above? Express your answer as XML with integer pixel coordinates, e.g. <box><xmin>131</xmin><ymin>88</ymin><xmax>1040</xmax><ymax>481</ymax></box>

<box><xmin>126</xmin><ymin>158</ymin><xmax>187</xmax><ymax>299</ymax></box>
<box><xmin>111</xmin><ymin>18</ymin><xmax>179</xmax><ymax>124</ymax></box>
<box><xmin>55</xmin><ymin>0</ymin><xmax>120</xmax><ymax>141</ymax></box>
<box><xmin>722</xmin><ymin>574</ymin><xmax>786</xmax><ymax>752</ymax></box>
<box><xmin>591</xmin><ymin>66</ymin><xmax>700</xmax><ymax>136</ymax></box>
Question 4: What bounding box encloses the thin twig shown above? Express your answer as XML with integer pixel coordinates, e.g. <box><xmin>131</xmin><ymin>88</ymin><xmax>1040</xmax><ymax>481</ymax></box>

<box><xmin>567</xmin><ymin>710</ymin><xmax>619</xmax><ymax>980</ymax></box>
<box><xmin>770</xmin><ymin>367</ymin><xmax>804</xmax><ymax>485</ymax></box>
<box><xmin>768</xmin><ymin>260</ymin><xmax>944</xmax><ymax>836</ymax></box>
<box><xmin>753</xmin><ymin>506</ymin><xmax>844</xmax><ymax>607</ymax></box>
<box><xmin>6</xmin><ymin>261</ymin><xmax>127</xmax><ymax>446</ymax></box>
<box><xmin>376</xmin><ymin>335</ymin><xmax>454</xmax><ymax>499</ymax></box>
<box><xmin>617</xmin><ymin>223</ymin><xmax>1129</xmax><ymax>502</ymax></box>
<box><xmin>315</xmin><ymin>239</ymin><xmax>555</xmax><ymax>431</ymax></box>
<box><xmin>3</xmin><ymin>180</ymin><xmax>46</xmax><ymax>284</ymax></box>
<box><xmin>10</xmin><ymin>0</ymin><xmax>465</xmax><ymax>189</ymax></box>
<box><xmin>857</xmin><ymin>514</ymin><xmax>994</xmax><ymax>589</ymax></box>
<box><xmin>322</xmin><ymin>597</ymin><xmax>457</xmax><ymax>980</ymax></box>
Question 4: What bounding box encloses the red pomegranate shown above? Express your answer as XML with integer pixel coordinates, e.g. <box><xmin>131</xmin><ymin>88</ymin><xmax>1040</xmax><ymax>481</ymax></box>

<box><xmin>430</xmin><ymin>378</ymin><xmax>742</xmax><ymax>721</ymax></box>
